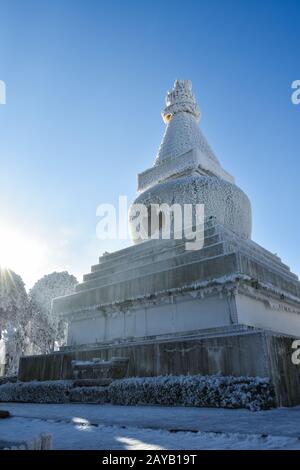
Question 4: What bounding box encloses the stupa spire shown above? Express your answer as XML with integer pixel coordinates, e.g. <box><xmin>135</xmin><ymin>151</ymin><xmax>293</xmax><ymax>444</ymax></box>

<box><xmin>137</xmin><ymin>79</ymin><xmax>235</xmax><ymax>192</ymax></box>
<box><xmin>162</xmin><ymin>80</ymin><xmax>200</xmax><ymax>123</ymax></box>
<box><xmin>155</xmin><ymin>80</ymin><xmax>221</xmax><ymax>169</ymax></box>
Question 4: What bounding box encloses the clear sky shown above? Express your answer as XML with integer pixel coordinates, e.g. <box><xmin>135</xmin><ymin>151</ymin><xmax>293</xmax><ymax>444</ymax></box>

<box><xmin>0</xmin><ymin>0</ymin><xmax>299</xmax><ymax>288</ymax></box>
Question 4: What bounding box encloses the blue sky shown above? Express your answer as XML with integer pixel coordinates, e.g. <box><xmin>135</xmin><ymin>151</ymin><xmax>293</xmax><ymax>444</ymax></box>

<box><xmin>0</xmin><ymin>0</ymin><xmax>299</xmax><ymax>287</ymax></box>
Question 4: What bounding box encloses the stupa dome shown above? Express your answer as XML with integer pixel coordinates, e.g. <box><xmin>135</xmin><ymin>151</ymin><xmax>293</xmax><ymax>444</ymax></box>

<box><xmin>131</xmin><ymin>174</ymin><xmax>252</xmax><ymax>241</ymax></box>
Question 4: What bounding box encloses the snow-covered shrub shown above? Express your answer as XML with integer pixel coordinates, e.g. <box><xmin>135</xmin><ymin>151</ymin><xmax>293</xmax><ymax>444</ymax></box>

<box><xmin>0</xmin><ymin>375</ymin><xmax>276</xmax><ymax>410</ymax></box>
<box><xmin>70</xmin><ymin>386</ymin><xmax>109</xmax><ymax>404</ymax></box>
<box><xmin>108</xmin><ymin>375</ymin><xmax>276</xmax><ymax>411</ymax></box>
<box><xmin>0</xmin><ymin>380</ymin><xmax>72</xmax><ymax>403</ymax></box>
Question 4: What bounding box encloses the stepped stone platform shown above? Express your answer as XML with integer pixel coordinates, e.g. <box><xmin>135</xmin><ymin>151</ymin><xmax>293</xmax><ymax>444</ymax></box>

<box><xmin>52</xmin><ymin>221</ymin><xmax>300</xmax><ymax>345</ymax></box>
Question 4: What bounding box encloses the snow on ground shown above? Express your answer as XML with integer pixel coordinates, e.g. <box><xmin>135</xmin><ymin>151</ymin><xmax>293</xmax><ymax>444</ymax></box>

<box><xmin>1</xmin><ymin>416</ymin><xmax>300</xmax><ymax>450</ymax></box>
<box><xmin>0</xmin><ymin>403</ymin><xmax>300</xmax><ymax>450</ymax></box>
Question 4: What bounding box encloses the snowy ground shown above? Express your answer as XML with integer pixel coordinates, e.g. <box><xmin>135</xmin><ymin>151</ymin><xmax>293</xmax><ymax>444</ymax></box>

<box><xmin>0</xmin><ymin>403</ymin><xmax>300</xmax><ymax>450</ymax></box>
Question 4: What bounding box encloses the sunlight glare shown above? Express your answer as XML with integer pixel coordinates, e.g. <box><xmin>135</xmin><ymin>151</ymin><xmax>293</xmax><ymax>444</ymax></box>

<box><xmin>0</xmin><ymin>226</ymin><xmax>47</xmax><ymax>286</ymax></box>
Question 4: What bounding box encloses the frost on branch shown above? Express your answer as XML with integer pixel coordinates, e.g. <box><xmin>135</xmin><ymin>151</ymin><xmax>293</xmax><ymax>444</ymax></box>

<box><xmin>28</xmin><ymin>271</ymin><xmax>78</xmax><ymax>354</ymax></box>
<box><xmin>0</xmin><ymin>269</ymin><xmax>77</xmax><ymax>375</ymax></box>
<box><xmin>0</xmin><ymin>268</ymin><xmax>30</xmax><ymax>376</ymax></box>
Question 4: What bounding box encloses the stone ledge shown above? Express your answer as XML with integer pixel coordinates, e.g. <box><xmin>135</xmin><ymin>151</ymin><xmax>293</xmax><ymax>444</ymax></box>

<box><xmin>137</xmin><ymin>149</ymin><xmax>235</xmax><ymax>191</ymax></box>
<box><xmin>53</xmin><ymin>252</ymin><xmax>239</xmax><ymax>316</ymax></box>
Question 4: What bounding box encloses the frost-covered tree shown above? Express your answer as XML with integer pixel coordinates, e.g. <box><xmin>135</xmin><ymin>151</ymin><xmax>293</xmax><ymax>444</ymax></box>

<box><xmin>0</xmin><ymin>268</ymin><xmax>30</xmax><ymax>375</ymax></box>
<box><xmin>28</xmin><ymin>271</ymin><xmax>78</xmax><ymax>354</ymax></box>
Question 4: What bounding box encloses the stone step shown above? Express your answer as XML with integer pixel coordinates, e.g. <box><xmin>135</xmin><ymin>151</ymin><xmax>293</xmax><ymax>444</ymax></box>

<box><xmin>220</xmin><ymin>226</ymin><xmax>293</xmax><ymax>274</ymax></box>
<box><xmin>61</xmin><ymin>324</ymin><xmax>258</xmax><ymax>352</ymax></box>
<box><xmin>54</xmin><ymin>252</ymin><xmax>240</xmax><ymax>316</ymax></box>
<box><xmin>54</xmin><ymin>250</ymin><xmax>300</xmax><ymax>317</ymax></box>
<box><xmin>224</xmin><ymin>236</ymin><xmax>298</xmax><ymax>281</ymax></box>
<box><xmin>77</xmin><ymin>240</ymin><xmax>229</xmax><ymax>292</ymax></box>
<box><xmin>82</xmin><ymin>230</ymin><xmax>297</xmax><ymax>291</ymax></box>
<box><xmin>238</xmin><ymin>253</ymin><xmax>300</xmax><ymax>298</ymax></box>
<box><xmin>93</xmin><ymin>220</ymin><xmax>219</xmax><ymax>270</ymax></box>
<box><xmin>86</xmin><ymin>230</ymin><xmax>221</xmax><ymax>282</ymax></box>
<box><xmin>239</xmin><ymin>247</ymin><xmax>298</xmax><ymax>282</ymax></box>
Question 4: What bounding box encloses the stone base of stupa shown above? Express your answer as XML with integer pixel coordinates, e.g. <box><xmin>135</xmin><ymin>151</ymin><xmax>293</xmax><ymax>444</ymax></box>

<box><xmin>52</xmin><ymin>220</ymin><xmax>300</xmax><ymax>343</ymax></box>
<box><xmin>18</xmin><ymin>221</ymin><xmax>300</xmax><ymax>406</ymax></box>
<box><xmin>18</xmin><ymin>325</ymin><xmax>300</xmax><ymax>406</ymax></box>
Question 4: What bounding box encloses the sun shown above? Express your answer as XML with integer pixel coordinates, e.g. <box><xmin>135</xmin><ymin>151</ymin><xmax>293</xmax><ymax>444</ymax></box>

<box><xmin>0</xmin><ymin>226</ymin><xmax>47</xmax><ymax>286</ymax></box>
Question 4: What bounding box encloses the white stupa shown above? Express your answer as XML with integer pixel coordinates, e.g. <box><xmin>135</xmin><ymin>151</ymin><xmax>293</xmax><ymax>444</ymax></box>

<box><xmin>20</xmin><ymin>80</ymin><xmax>300</xmax><ymax>406</ymax></box>
<box><xmin>130</xmin><ymin>80</ymin><xmax>251</xmax><ymax>241</ymax></box>
<box><xmin>52</xmin><ymin>79</ymin><xmax>300</xmax><ymax>342</ymax></box>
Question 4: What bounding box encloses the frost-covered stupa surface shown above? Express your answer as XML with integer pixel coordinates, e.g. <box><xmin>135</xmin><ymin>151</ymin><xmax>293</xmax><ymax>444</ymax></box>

<box><xmin>20</xmin><ymin>80</ymin><xmax>300</xmax><ymax>407</ymax></box>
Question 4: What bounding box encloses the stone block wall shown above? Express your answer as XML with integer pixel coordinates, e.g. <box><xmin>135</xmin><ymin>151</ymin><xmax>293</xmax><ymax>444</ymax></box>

<box><xmin>18</xmin><ymin>328</ymin><xmax>300</xmax><ymax>407</ymax></box>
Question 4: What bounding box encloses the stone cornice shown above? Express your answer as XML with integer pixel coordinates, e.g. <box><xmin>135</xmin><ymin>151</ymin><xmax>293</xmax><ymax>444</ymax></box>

<box><xmin>62</xmin><ymin>273</ymin><xmax>300</xmax><ymax>322</ymax></box>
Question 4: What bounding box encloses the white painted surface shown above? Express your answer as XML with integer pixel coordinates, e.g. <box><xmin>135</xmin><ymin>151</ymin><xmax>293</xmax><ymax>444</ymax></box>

<box><xmin>67</xmin><ymin>289</ymin><xmax>300</xmax><ymax>345</ymax></box>
<box><xmin>68</xmin><ymin>294</ymin><xmax>231</xmax><ymax>345</ymax></box>
<box><xmin>236</xmin><ymin>293</ymin><xmax>300</xmax><ymax>337</ymax></box>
